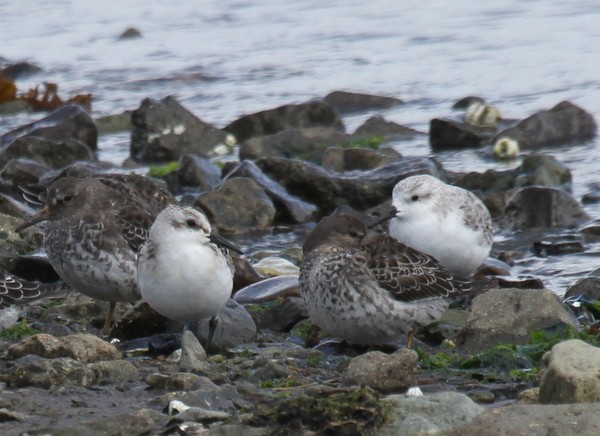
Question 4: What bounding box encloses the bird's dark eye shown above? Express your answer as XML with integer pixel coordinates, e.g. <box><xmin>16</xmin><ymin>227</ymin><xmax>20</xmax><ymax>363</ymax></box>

<box><xmin>411</xmin><ymin>195</ymin><xmax>419</xmax><ymax>201</ymax></box>
<box><xmin>63</xmin><ymin>195</ymin><xmax>73</xmax><ymax>202</ymax></box>
<box><xmin>186</xmin><ymin>219</ymin><xmax>197</xmax><ymax>228</ymax></box>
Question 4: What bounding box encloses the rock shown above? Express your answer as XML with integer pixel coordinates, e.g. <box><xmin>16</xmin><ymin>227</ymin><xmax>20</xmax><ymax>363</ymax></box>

<box><xmin>538</xmin><ymin>339</ymin><xmax>600</xmax><ymax>403</ymax></box>
<box><xmin>459</xmin><ymin>288</ymin><xmax>579</xmax><ymax>354</ymax></box>
<box><xmin>0</xmin><ymin>136</ymin><xmax>95</xmax><ymax>169</ymax></box>
<box><xmin>53</xmin><ymin>414</ymin><xmax>155</xmax><ymax>436</ymax></box>
<box><xmin>564</xmin><ymin>276</ymin><xmax>600</xmax><ymax>301</ymax></box>
<box><xmin>0</xmin><ymin>158</ymin><xmax>50</xmax><ymax>184</ymax></box>
<box><xmin>179</xmin><ymin>330</ymin><xmax>208</xmax><ymax>372</ymax></box>
<box><xmin>231</xmin><ymin>255</ymin><xmax>265</xmax><ymax>292</ymax></box>
<box><xmin>249</xmin><ymin>359</ymin><xmax>293</xmax><ymax>382</ymax></box>
<box><xmin>225</xmin><ymin>160</ymin><xmax>318</xmax><ymax>223</ymax></box>
<box><xmin>177</xmin><ymin>154</ymin><xmax>222</xmax><ymax>190</ymax></box>
<box><xmin>0</xmin><ymin>213</ymin><xmax>43</xmax><ymax>264</ymax></box>
<box><xmin>378</xmin><ymin>391</ymin><xmax>483</xmax><ymax>435</ymax></box>
<box><xmin>225</xmin><ymin>102</ymin><xmax>344</xmax><ymax>143</ymax></box>
<box><xmin>452</xmin><ymin>402</ymin><xmax>600</xmax><ymax>435</ymax></box>
<box><xmin>251</xmin><ymin>256</ymin><xmax>300</xmax><ymax>276</ymax></box>
<box><xmin>6</xmin><ymin>333</ymin><xmax>122</xmax><ymax>363</ymax></box>
<box><xmin>353</xmin><ymin>115</ymin><xmax>421</xmax><ymax>139</ymax></box>
<box><xmin>254</xmin><ymin>156</ymin><xmax>443</xmax><ymax>214</ymax></box>
<box><xmin>246</xmin><ymin>297</ymin><xmax>307</xmax><ymax>333</ymax></box>
<box><xmin>0</xmin><ymin>105</ymin><xmax>97</xmax><ymax>151</ymax></box>
<box><xmin>321</xmin><ymin>146</ymin><xmax>401</xmax><ymax>172</ymax></box>
<box><xmin>146</xmin><ymin>372</ymin><xmax>204</xmax><ymax>391</ymax></box>
<box><xmin>119</xmin><ymin>27</ymin><xmax>142</xmax><ymax>39</ymax></box>
<box><xmin>5</xmin><ymin>356</ymin><xmax>95</xmax><ymax>389</ymax></box>
<box><xmin>429</xmin><ymin>118</ymin><xmax>489</xmax><ymax>151</ymax></box>
<box><xmin>195</xmin><ymin>177</ymin><xmax>276</xmax><ymax>233</ymax></box>
<box><xmin>0</xmin><ymin>62</ymin><xmax>42</xmax><ymax>80</ymax></box>
<box><xmin>493</xmin><ymin>100</ymin><xmax>597</xmax><ymax>150</ymax></box>
<box><xmin>110</xmin><ymin>300</ymin><xmax>171</xmax><ymax>340</ymax></box>
<box><xmin>130</xmin><ymin>96</ymin><xmax>228</xmax><ymax>162</ymax></box>
<box><xmin>170</xmin><ymin>406</ymin><xmax>230</xmax><ymax>424</ymax></box>
<box><xmin>233</xmin><ymin>275</ymin><xmax>300</xmax><ymax>304</ymax></box>
<box><xmin>88</xmin><ymin>360</ymin><xmax>140</xmax><ymax>384</ymax></box>
<box><xmin>532</xmin><ymin>236</ymin><xmax>585</xmax><ymax>256</ymax></box>
<box><xmin>323</xmin><ymin>91</ymin><xmax>403</xmax><ymax>114</ymax></box>
<box><xmin>239</xmin><ymin>127</ymin><xmax>351</xmax><ymax>161</ymax></box>
<box><xmin>342</xmin><ymin>349</ymin><xmax>418</xmax><ymax>393</ymax></box>
<box><xmin>189</xmin><ymin>299</ymin><xmax>257</xmax><ymax>352</ymax></box>
<box><xmin>500</xmin><ymin>186</ymin><xmax>590</xmax><ymax>230</ymax></box>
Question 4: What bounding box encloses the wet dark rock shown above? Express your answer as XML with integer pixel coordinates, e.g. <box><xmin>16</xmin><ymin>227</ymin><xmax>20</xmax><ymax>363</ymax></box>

<box><xmin>6</xmin><ymin>333</ymin><xmax>122</xmax><ymax>363</ymax></box>
<box><xmin>177</xmin><ymin>154</ymin><xmax>222</xmax><ymax>190</ymax></box>
<box><xmin>323</xmin><ymin>91</ymin><xmax>403</xmax><ymax>114</ymax></box>
<box><xmin>0</xmin><ymin>105</ymin><xmax>97</xmax><ymax>151</ymax></box>
<box><xmin>342</xmin><ymin>349</ymin><xmax>418</xmax><ymax>393</ymax></box>
<box><xmin>188</xmin><ymin>299</ymin><xmax>257</xmax><ymax>353</ymax></box>
<box><xmin>0</xmin><ymin>158</ymin><xmax>50</xmax><ymax>185</ymax></box>
<box><xmin>452</xmin><ymin>402</ymin><xmax>600</xmax><ymax>435</ymax></box>
<box><xmin>119</xmin><ymin>27</ymin><xmax>142</xmax><ymax>39</ymax></box>
<box><xmin>429</xmin><ymin>118</ymin><xmax>490</xmax><ymax>151</ymax></box>
<box><xmin>538</xmin><ymin>339</ymin><xmax>600</xmax><ymax>403</ymax></box>
<box><xmin>353</xmin><ymin>115</ymin><xmax>422</xmax><ymax>139</ymax></box>
<box><xmin>88</xmin><ymin>360</ymin><xmax>140</xmax><ymax>384</ymax></box>
<box><xmin>0</xmin><ymin>136</ymin><xmax>95</xmax><ymax>169</ymax></box>
<box><xmin>239</xmin><ymin>127</ymin><xmax>352</xmax><ymax>162</ymax></box>
<box><xmin>379</xmin><ymin>392</ymin><xmax>483</xmax><ymax>435</ymax></box>
<box><xmin>195</xmin><ymin>177</ymin><xmax>276</xmax><ymax>233</ymax></box>
<box><xmin>466</xmin><ymin>390</ymin><xmax>496</xmax><ymax>404</ymax></box>
<box><xmin>225</xmin><ymin>101</ymin><xmax>344</xmax><ymax>143</ymax></box>
<box><xmin>94</xmin><ymin>110</ymin><xmax>132</xmax><ymax>133</ymax></box>
<box><xmin>130</xmin><ymin>96</ymin><xmax>228</xmax><ymax>162</ymax></box>
<box><xmin>231</xmin><ymin>256</ymin><xmax>265</xmax><ymax>292</ymax></box>
<box><xmin>321</xmin><ymin>146</ymin><xmax>401</xmax><ymax>172</ymax></box>
<box><xmin>225</xmin><ymin>160</ymin><xmax>318</xmax><ymax>223</ymax></box>
<box><xmin>564</xmin><ymin>276</ymin><xmax>600</xmax><ymax>301</ymax></box>
<box><xmin>4</xmin><ymin>356</ymin><xmax>95</xmax><ymax>389</ymax></box>
<box><xmin>1</xmin><ymin>62</ymin><xmax>42</xmax><ymax>80</ymax></box>
<box><xmin>493</xmin><ymin>101</ymin><xmax>597</xmax><ymax>150</ymax></box>
<box><xmin>254</xmin><ymin>156</ymin><xmax>443</xmax><ymax>214</ymax></box>
<box><xmin>246</xmin><ymin>297</ymin><xmax>307</xmax><ymax>333</ymax></box>
<box><xmin>500</xmin><ymin>186</ymin><xmax>590</xmax><ymax>230</ymax></box>
<box><xmin>146</xmin><ymin>372</ymin><xmax>204</xmax><ymax>391</ymax></box>
<box><xmin>532</xmin><ymin>236</ymin><xmax>585</xmax><ymax>256</ymax></box>
<box><xmin>459</xmin><ymin>288</ymin><xmax>579</xmax><ymax>354</ymax></box>
<box><xmin>111</xmin><ymin>300</ymin><xmax>171</xmax><ymax>340</ymax></box>
<box><xmin>249</xmin><ymin>359</ymin><xmax>294</xmax><ymax>382</ymax></box>
<box><xmin>52</xmin><ymin>414</ymin><xmax>155</xmax><ymax>436</ymax></box>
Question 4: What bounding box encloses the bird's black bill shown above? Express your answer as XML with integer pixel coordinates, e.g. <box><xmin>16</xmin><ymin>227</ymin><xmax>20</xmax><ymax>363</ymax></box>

<box><xmin>210</xmin><ymin>233</ymin><xmax>244</xmax><ymax>255</ymax></box>
<box><xmin>367</xmin><ymin>207</ymin><xmax>398</xmax><ymax>229</ymax></box>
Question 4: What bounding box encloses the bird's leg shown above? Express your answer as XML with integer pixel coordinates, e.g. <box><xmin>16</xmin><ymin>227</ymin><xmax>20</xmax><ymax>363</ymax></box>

<box><xmin>207</xmin><ymin>316</ymin><xmax>218</xmax><ymax>353</ymax></box>
<box><xmin>102</xmin><ymin>302</ymin><xmax>116</xmax><ymax>336</ymax></box>
<box><xmin>406</xmin><ymin>330</ymin><xmax>415</xmax><ymax>349</ymax></box>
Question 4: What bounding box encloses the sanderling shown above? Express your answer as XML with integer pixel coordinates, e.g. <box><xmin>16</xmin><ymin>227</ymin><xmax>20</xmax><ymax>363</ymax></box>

<box><xmin>15</xmin><ymin>176</ymin><xmax>166</xmax><ymax>335</ymax></box>
<box><xmin>299</xmin><ymin>214</ymin><xmax>471</xmax><ymax>346</ymax></box>
<box><xmin>0</xmin><ymin>268</ymin><xmax>63</xmax><ymax>329</ymax></box>
<box><xmin>137</xmin><ymin>204</ymin><xmax>241</xmax><ymax>352</ymax></box>
<box><xmin>384</xmin><ymin>175</ymin><xmax>493</xmax><ymax>277</ymax></box>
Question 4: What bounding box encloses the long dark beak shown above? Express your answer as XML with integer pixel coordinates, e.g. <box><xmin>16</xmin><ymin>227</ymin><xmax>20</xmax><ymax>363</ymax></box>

<box><xmin>210</xmin><ymin>233</ymin><xmax>244</xmax><ymax>255</ymax></box>
<box><xmin>367</xmin><ymin>207</ymin><xmax>398</xmax><ymax>229</ymax></box>
<box><xmin>15</xmin><ymin>206</ymin><xmax>51</xmax><ymax>232</ymax></box>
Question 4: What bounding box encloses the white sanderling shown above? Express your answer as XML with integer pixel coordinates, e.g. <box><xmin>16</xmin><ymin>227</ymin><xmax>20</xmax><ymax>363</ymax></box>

<box><xmin>299</xmin><ymin>214</ymin><xmax>471</xmax><ymax>346</ymax></box>
<box><xmin>384</xmin><ymin>175</ymin><xmax>493</xmax><ymax>277</ymax></box>
<box><xmin>137</xmin><ymin>204</ymin><xmax>241</xmax><ymax>351</ymax></box>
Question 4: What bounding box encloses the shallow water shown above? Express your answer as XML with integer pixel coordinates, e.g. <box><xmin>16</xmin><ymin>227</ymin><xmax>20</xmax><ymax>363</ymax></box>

<box><xmin>2</xmin><ymin>0</ymin><xmax>600</xmax><ymax>294</ymax></box>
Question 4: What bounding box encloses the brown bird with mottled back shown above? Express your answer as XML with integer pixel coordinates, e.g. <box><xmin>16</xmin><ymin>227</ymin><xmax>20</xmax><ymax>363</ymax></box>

<box><xmin>299</xmin><ymin>214</ymin><xmax>471</xmax><ymax>347</ymax></box>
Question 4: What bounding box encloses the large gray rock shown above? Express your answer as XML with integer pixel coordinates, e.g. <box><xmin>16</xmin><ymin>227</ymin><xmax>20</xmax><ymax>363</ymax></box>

<box><xmin>321</xmin><ymin>146</ymin><xmax>401</xmax><ymax>172</ymax></box>
<box><xmin>239</xmin><ymin>127</ymin><xmax>351</xmax><ymax>161</ymax></box>
<box><xmin>4</xmin><ymin>356</ymin><xmax>95</xmax><ymax>389</ymax></box>
<box><xmin>225</xmin><ymin>101</ymin><xmax>344</xmax><ymax>143</ymax></box>
<box><xmin>225</xmin><ymin>160</ymin><xmax>318</xmax><ymax>223</ymax></box>
<box><xmin>459</xmin><ymin>288</ymin><xmax>578</xmax><ymax>354</ymax></box>
<box><xmin>0</xmin><ymin>136</ymin><xmax>95</xmax><ymax>169</ymax></box>
<box><xmin>0</xmin><ymin>105</ymin><xmax>97</xmax><ymax>151</ymax></box>
<box><xmin>493</xmin><ymin>100</ymin><xmax>597</xmax><ymax>150</ymax></box>
<box><xmin>0</xmin><ymin>157</ymin><xmax>50</xmax><ymax>184</ymax></box>
<box><xmin>450</xmin><ymin>402</ymin><xmax>600</xmax><ymax>435</ymax></box>
<box><xmin>130</xmin><ymin>96</ymin><xmax>228</xmax><ymax>162</ymax></box>
<box><xmin>177</xmin><ymin>154</ymin><xmax>222</xmax><ymax>190</ymax></box>
<box><xmin>342</xmin><ymin>349</ymin><xmax>418</xmax><ymax>393</ymax></box>
<box><xmin>195</xmin><ymin>177</ymin><xmax>276</xmax><ymax>233</ymax></box>
<box><xmin>500</xmin><ymin>186</ymin><xmax>590</xmax><ymax>230</ymax></box>
<box><xmin>353</xmin><ymin>115</ymin><xmax>422</xmax><ymax>140</ymax></box>
<box><xmin>429</xmin><ymin>118</ymin><xmax>491</xmax><ymax>151</ymax></box>
<box><xmin>379</xmin><ymin>392</ymin><xmax>483</xmax><ymax>435</ymax></box>
<box><xmin>538</xmin><ymin>339</ymin><xmax>600</xmax><ymax>404</ymax></box>
<box><xmin>255</xmin><ymin>156</ymin><xmax>443</xmax><ymax>214</ymax></box>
